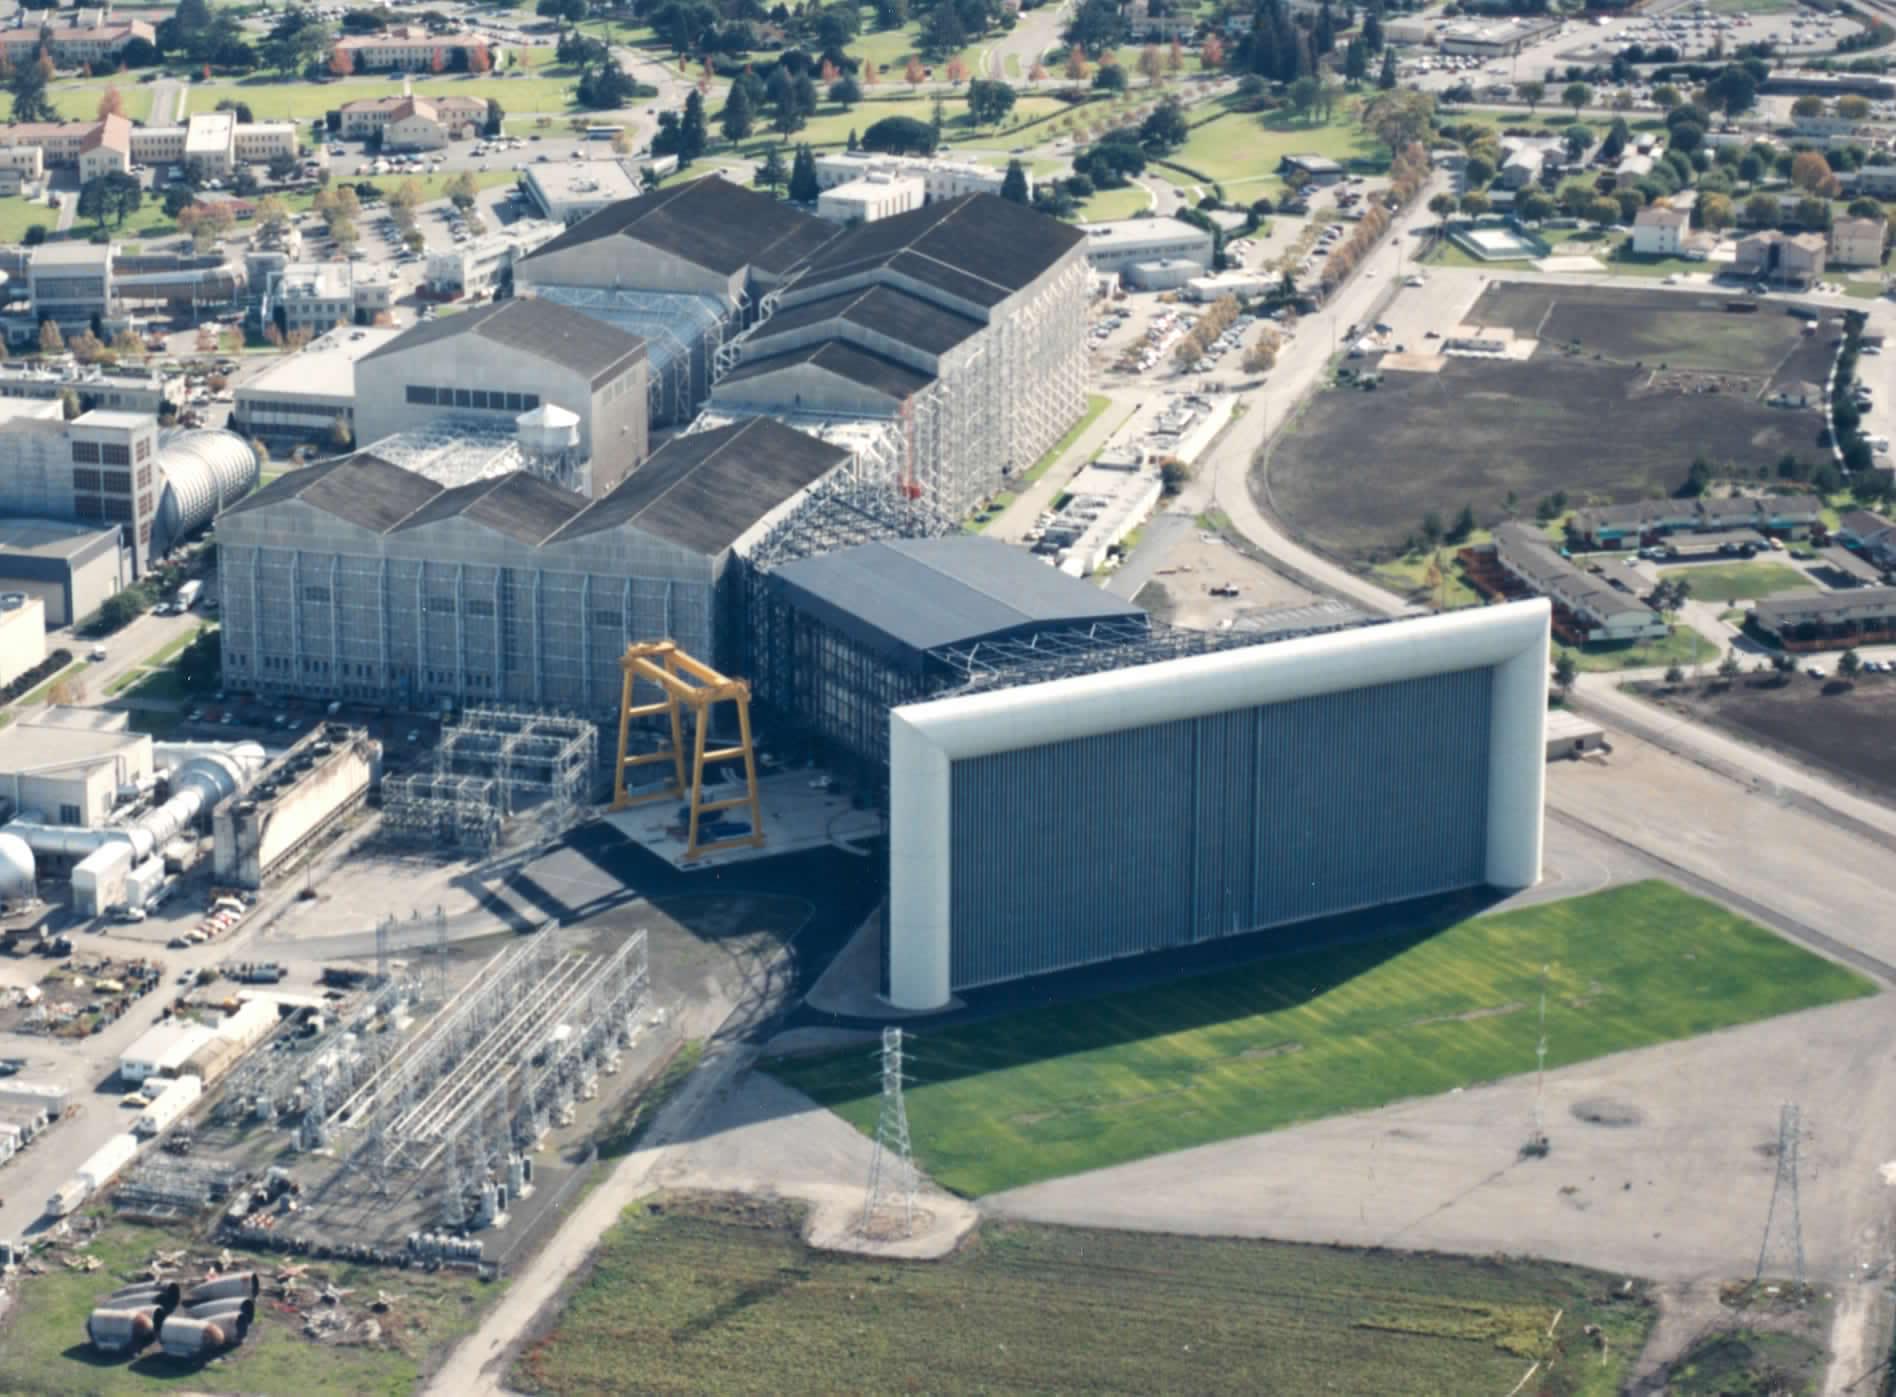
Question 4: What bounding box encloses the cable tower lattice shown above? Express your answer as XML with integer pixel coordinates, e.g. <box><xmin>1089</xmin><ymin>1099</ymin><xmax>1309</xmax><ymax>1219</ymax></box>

<box><xmin>1756</xmin><ymin>1102</ymin><xmax>1806</xmax><ymax>1290</ymax></box>
<box><xmin>859</xmin><ymin>1027</ymin><xmax>916</xmax><ymax>1239</ymax></box>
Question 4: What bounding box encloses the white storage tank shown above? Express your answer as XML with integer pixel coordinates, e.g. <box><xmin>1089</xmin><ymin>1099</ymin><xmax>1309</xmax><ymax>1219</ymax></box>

<box><xmin>215</xmin><ymin>998</ymin><xmax>279</xmax><ymax>1051</ymax></box>
<box><xmin>136</xmin><ymin>1075</ymin><xmax>202</xmax><ymax>1136</ymax></box>
<box><xmin>76</xmin><ymin>1131</ymin><xmax>139</xmax><ymax>1190</ymax></box>
<box><xmin>0</xmin><ymin>830</ymin><xmax>35</xmax><ymax>899</ymax></box>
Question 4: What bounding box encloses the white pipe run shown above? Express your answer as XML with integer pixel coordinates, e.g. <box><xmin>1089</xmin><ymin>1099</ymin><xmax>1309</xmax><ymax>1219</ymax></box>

<box><xmin>3</xmin><ymin>742</ymin><xmax>265</xmax><ymax>865</ymax></box>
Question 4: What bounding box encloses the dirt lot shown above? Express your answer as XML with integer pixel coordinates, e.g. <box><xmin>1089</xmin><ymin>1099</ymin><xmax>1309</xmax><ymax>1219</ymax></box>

<box><xmin>1134</xmin><ymin>525</ymin><xmax>1315</xmax><ymax>629</ymax></box>
<box><xmin>1632</xmin><ymin>672</ymin><xmax>1896</xmax><ymax>807</ymax></box>
<box><xmin>1266</xmin><ymin>357</ymin><xmax>1823</xmax><ymax>561</ymax></box>
<box><xmin>1466</xmin><ymin>283</ymin><xmax>1833</xmax><ymax>376</ymax></box>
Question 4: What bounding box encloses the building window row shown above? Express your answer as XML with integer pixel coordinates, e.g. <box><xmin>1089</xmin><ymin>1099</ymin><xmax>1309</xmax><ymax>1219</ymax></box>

<box><xmin>238</xmin><ymin>399</ymin><xmax>353</xmax><ymax>421</ymax></box>
<box><xmin>100</xmin><ymin>443</ymin><xmax>130</xmax><ymax>466</ymax></box>
<box><xmin>405</xmin><ymin>385</ymin><xmax>540</xmax><ymax>413</ymax></box>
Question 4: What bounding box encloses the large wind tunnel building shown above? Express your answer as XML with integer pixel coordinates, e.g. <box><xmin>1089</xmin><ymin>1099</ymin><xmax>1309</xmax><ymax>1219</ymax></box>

<box><xmin>875</xmin><ymin>601</ymin><xmax>1551</xmax><ymax>1011</ymax></box>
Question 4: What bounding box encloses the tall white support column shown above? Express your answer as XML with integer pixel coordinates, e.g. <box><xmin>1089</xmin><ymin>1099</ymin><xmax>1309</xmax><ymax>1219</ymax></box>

<box><xmin>886</xmin><ymin>712</ymin><xmax>952</xmax><ymax>1012</ymax></box>
<box><xmin>1484</xmin><ymin>612</ymin><xmax>1549</xmax><ymax>890</ymax></box>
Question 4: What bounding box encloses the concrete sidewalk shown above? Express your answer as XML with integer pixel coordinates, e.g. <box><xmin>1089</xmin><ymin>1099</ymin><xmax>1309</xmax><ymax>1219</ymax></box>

<box><xmin>987</xmin><ymin>392</ymin><xmax>1134</xmax><ymax>543</ymax></box>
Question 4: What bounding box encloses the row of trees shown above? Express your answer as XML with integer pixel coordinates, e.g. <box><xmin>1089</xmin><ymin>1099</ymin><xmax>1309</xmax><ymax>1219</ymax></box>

<box><xmin>1317</xmin><ymin>140</ymin><xmax>1428</xmax><ymax>287</ymax></box>
<box><xmin>1170</xmin><ymin>295</ymin><xmax>1240</xmax><ymax>368</ymax></box>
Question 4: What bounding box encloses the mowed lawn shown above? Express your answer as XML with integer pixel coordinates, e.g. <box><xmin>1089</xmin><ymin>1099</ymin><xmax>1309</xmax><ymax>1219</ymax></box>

<box><xmin>511</xmin><ymin>1194</ymin><xmax>1660</xmax><ymax>1397</ymax></box>
<box><xmin>1171</xmin><ymin>106</ymin><xmax>1389</xmax><ymax>190</ymax></box>
<box><xmin>1660</xmin><ymin>561</ymin><xmax>1813</xmax><ymax>603</ymax></box>
<box><xmin>772</xmin><ymin>881</ymin><xmax>1873</xmax><ymax>1197</ymax></box>
<box><xmin>0</xmin><ymin>80</ymin><xmax>155</xmax><ymax>124</ymax></box>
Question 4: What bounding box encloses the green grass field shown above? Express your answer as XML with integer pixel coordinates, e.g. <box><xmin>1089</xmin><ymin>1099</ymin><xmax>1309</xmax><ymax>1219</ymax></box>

<box><xmin>1563</xmin><ymin>625</ymin><xmax>1719</xmax><ymax>672</ymax></box>
<box><xmin>722</xmin><ymin>93</ymin><xmax>1067</xmax><ymax>157</ymax></box>
<box><xmin>772</xmin><ymin>881</ymin><xmax>1873</xmax><ymax>1197</ymax></box>
<box><xmin>1075</xmin><ymin>182</ymin><xmax>1151</xmax><ymax>221</ymax></box>
<box><xmin>0</xmin><ymin>195</ymin><xmax>62</xmax><ymax>244</ymax></box>
<box><xmin>0</xmin><ymin>1220</ymin><xmax>492</xmax><ymax>1396</ymax></box>
<box><xmin>1660</xmin><ymin>561</ymin><xmax>1812</xmax><ymax>603</ymax></box>
<box><xmin>510</xmin><ymin>1193</ymin><xmax>1658</xmax><ymax>1397</ymax></box>
<box><xmin>1170</xmin><ymin>104</ymin><xmax>1388</xmax><ymax>192</ymax></box>
<box><xmin>0</xmin><ymin>80</ymin><xmax>155</xmax><ymax>124</ymax></box>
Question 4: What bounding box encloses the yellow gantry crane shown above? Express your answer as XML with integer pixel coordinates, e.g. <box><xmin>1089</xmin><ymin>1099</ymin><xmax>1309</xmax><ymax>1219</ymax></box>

<box><xmin>611</xmin><ymin>641</ymin><xmax>765</xmax><ymax>862</ymax></box>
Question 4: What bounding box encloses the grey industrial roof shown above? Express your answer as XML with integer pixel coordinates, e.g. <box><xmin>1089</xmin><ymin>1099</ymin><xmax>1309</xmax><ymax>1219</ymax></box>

<box><xmin>1840</xmin><ymin>508</ymin><xmax>1894</xmax><ymax>538</ymax></box>
<box><xmin>361</xmin><ymin>297</ymin><xmax>646</xmax><ymax>387</ymax></box>
<box><xmin>1753</xmin><ymin>584</ymin><xmax>1896</xmax><ymax>626</ymax></box>
<box><xmin>772</xmin><ymin>536</ymin><xmax>1144</xmax><ymax>663</ymax></box>
<box><xmin>756</xmin><ymin>283</ymin><xmax>983</xmax><ymax>358</ymax></box>
<box><xmin>525</xmin><ymin>175</ymin><xmax>839</xmax><ymax>278</ymax></box>
<box><xmin>393</xmin><ymin>470</ymin><xmax>586</xmax><ymax>546</ymax></box>
<box><xmin>793</xmin><ymin>194</ymin><xmax>1085</xmax><ymax>307</ymax></box>
<box><xmin>0</xmin><ymin>516</ymin><xmax>118</xmax><ymax>558</ymax></box>
<box><xmin>224</xmin><ymin>453</ymin><xmax>444</xmax><ymax>534</ymax></box>
<box><xmin>719</xmin><ymin>339</ymin><xmax>934</xmax><ymax>400</ymax></box>
<box><xmin>552</xmin><ymin>417</ymin><xmax>848</xmax><ymax>555</ymax></box>
<box><xmin>1819</xmin><ymin>546</ymin><xmax>1885</xmax><ymax>583</ymax></box>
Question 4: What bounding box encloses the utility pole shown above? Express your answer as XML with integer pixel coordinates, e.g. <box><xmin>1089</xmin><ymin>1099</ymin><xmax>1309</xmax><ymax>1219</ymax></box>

<box><xmin>1523</xmin><ymin>964</ymin><xmax>1550</xmax><ymax>1158</ymax></box>
<box><xmin>860</xmin><ymin>1027</ymin><xmax>917</xmax><ymax>1239</ymax></box>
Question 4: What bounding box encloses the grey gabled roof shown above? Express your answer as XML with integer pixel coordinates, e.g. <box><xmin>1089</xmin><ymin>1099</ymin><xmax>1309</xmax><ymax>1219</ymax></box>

<box><xmin>223</xmin><ymin>453</ymin><xmax>444</xmax><ymax>534</ymax></box>
<box><xmin>393</xmin><ymin>470</ymin><xmax>586</xmax><ymax>545</ymax></box>
<box><xmin>718</xmin><ymin>339</ymin><xmax>933</xmax><ymax>400</ymax></box>
<box><xmin>361</xmin><ymin>297</ymin><xmax>646</xmax><ymax>387</ymax></box>
<box><xmin>791</xmin><ymin>194</ymin><xmax>1084</xmax><ymax>307</ymax></box>
<box><xmin>550</xmin><ymin>417</ymin><xmax>848</xmax><ymax>556</ymax></box>
<box><xmin>524</xmin><ymin>174</ymin><xmax>840</xmax><ymax>277</ymax></box>
<box><xmin>753</xmin><ymin>283</ymin><xmax>983</xmax><ymax>359</ymax></box>
<box><xmin>772</xmin><ymin>536</ymin><xmax>1144</xmax><ymax>662</ymax></box>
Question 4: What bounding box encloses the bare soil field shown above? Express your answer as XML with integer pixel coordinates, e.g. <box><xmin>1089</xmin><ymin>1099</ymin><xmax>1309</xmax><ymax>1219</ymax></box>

<box><xmin>1266</xmin><ymin>357</ymin><xmax>1821</xmax><ymax>561</ymax></box>
<box><xmin>1630</xmin><ymin>672</ymin><xmax>1896</xmax><ymax>807</ymax></box>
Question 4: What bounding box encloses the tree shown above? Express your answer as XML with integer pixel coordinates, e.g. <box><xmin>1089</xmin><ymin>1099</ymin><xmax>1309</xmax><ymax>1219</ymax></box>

<box><xmin>829</xmin><ymin>76</ymin><xmax>862</xmax><ymax>108</ymax></box>
<box><xmin>1065</xmin><ymin>45</ymin><xmax>1089</xmax><ymax>81</ymax></box>
<box><xmin>467</xmin><ymin>42</ymin><xmax>491</xmax><ymax>75</ymax></box>
<box><xmin>1139</xmin><ymin>96</ymin><xmax>1187</xmax><ymax>153</ymax></box>
<box><xmin>967</xmin><ymin>78</ymin><xmax>1015</xmax><ymax>127</ymax></box>
<box><xmin>1718</xmin><ymin>652</ymin><xmax>1741</xmax><ymax>683</ymax></box>
<box><xmin>1792</xmin><ymin>150</ymin><xmax>1839</xmax><ymax>197</ymax></box>
<box><xmin>1377</xmin><ymin>48</ymin><xmax>1395</xmax><ymax>91</ymax></box>
<box><xmin>756</xmin><ymin>144</ymin><xmax>786</xmax><ymax>192</ymax></box>
<box><xmin>1840</xmin><ymin>94</ymin><xmax>1871</xmax><ymax>121</ymax></box>
<box><xmin>444</xmin><ymin>170</ymin><xmax>478</xmax><ymax>210</ymax></box>
<box><xmin>905</xmin><ymin>55</ymin><xmax>925</xmax><ymax>88</ymax></box>
<box><xmin>720</xmin><ymin>80</ymin><xmax>755</xmax><ymax>143</ymax></box>
<box><xmin>1361</xmin><ymin>89</ymin><xmax>1433</xmax><ymax>152</ymax></box>
<box><xmin>1428</xmin><ymin>192</ymin><xmax>1456</xmax><ymax>218</ymax></box>
<box><xmin>1700</xmin><ymin>192</ymin><xmax>1733</xmax><ymax>231</ymax></box>
<box><xmin>1553</xmin><ymin>651</ymin><xmax>1578</xmax><ymax>694</ymax></box>
<box><xmin>680</xmin><ymin>89</ymin><xmax>708</xmax><ymax>163</ymax></box>
<box><xmin>1460</xmin><ymin>191</ymin><xmax>1490</xmax><ymax>216</ymax></box>
<box><xmin>1287</xmin><ymin>75</ymin><xmax>1320</xmax><ymax>123</ymax></box>
<box><xmin>97</xmin><ymin>85</ymin><xmax>125</xmax><ymax>119</ymax></box>
<box><xmin>1839</xmin><ymin>647</ymin><xmax>1862</xmax><ymax>679</ymax></box>
<box><xmin>1563</xmin><ymin>124</ymin><xmax>1591</xmax><ymax>162</ymax></box>
<box><xmin>788</xmin><ymin>143</ymin><xmax>819</xmax><ymax>203</ymax></box>
<box><xmin>1001</xmin><ymin>158</ymin><xmax>1028</xmax><ymax>204</ymax></box>
<box><xmin>1664</xmin><ymin>664</ymin><xmax>1685</xmax><ymax>687</ymax></box>
<box><xmin>111</xmin><ymin>329</ymin><xmax>144</xmax><ymax>359</ymax></box>
<box><xmin>1344</xmin><ymin>38</ymin><xmax>1366</xmax><ymax>86</ymax></box>
<box><xmin>1093</xmin><ymin>60</ymin><xmax>1127</xmax><ymax>93</ymax></box>
<box><xmin>1681</xmin><ymin>455</ymin><xmax>1715</xmax><ymax>497</ymax></box>
<box><xmin>1707</xmin><ymin>64</ymin><xmax>1755</xmax><ymax>116</ymax></box>
<box><xmin>7</xmin><ymin>49</ymin><xmax>54</xmax><ymax>123</ymax></box>
<box><xmin>1586</xmin><ymin>195</ymin><xmax>1621</xmax><ymax>226</ymax></box>
<box><xmin>1743</xmin><ymin>192</ymin><xmax>1778</xmax><ymax>227</ymax></box>
<box><xmin>1064</xmin><ymin>0</ymin><xmax>1124</xmax><ymax>58</ymax></box>
<box><xmin>1516</xmin><ymin>79</ymin><xmax>1544</xmax><ymax>114</ymax></box>
<box><xmin>77</xmin><ymin>172</ymin><xmax>141</xmax><ymax>230</ymax></box>
<box><xmin>861</xmin><ymin>114</ymin><xmax>936</xmax><ymax>155</ymax></box>
<box><xmin>38</xmin><ymin>320</ymin><xmax>63</xmax><ymax>355</ymax></box>
<box><xmin>330</xmin><ymin>44</ymin><xmax>354</xmax><ymax>76</ymax></box>
<box><xmin>1563</xmin><ymin>82</ymin><xmax>1590</xmax><ymax>116</ymax></box>
<box><xmin>1201</xmin><ymin>34</ymin><xmax>1224</xmax><ymax>73</ymax></box>
<box><xmin>1137</xmin><ymin>43</ymin><xmax>1163</xmax><ymax>85</ymax></box>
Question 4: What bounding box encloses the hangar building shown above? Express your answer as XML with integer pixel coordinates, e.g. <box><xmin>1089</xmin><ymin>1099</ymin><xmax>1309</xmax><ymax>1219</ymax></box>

<box><xmin>215</xmin><ymin>417</ymin><xmax>851</xmax><ymax>712</ymax></box>
<box><xmin>516</xmin><ymin>175</ymin><xmax>839</xmax><ymax>426</ymax></box>
<box><xmin>352</xmin><ymin>297</ymin><xmax>651</xmax><ymax>499</ymax></box>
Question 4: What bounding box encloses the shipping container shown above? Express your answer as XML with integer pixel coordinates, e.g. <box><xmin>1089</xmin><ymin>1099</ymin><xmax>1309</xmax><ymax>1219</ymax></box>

<box><xmin>46</xmin><ymin>1178</ymin><xmax>88</xmax><ymax>1216</ymax></box>
<box><xmin>76</xmin><ymin>1131</ymin><xmax>139</xmax><ymax>1190</ymax></box>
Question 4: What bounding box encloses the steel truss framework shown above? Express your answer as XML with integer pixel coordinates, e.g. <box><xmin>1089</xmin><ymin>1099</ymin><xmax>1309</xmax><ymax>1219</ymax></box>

<box><xmin>382</xmin><ymin>706</ymin><xmax>598</xmax><ymax>852</ymax></box>
<box><xmin>333</xmin><ymin>928</ymin><xmax>648</xmax><ymax>1194</ymax></box>
<box><xmin>534</xmin><ymin>283</ymin><xmax>733</xmax><ymax>426</ymax></box>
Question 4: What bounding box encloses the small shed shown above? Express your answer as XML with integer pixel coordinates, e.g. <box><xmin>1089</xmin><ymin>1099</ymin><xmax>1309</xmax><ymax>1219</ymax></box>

<box><xmin>1545</xmin><ymin>709</ymin><xmax>1607</xmax><ymax>761</ymax></box>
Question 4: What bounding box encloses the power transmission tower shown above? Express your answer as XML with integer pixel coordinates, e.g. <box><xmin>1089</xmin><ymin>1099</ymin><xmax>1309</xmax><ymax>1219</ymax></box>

<box><xmin>859</xmin><ymin>1027</ymin><xmax>916</xmax><ymax>1239</ymax></box>
<box><xmin>1756</xmin><ymin>1103</ymin><xmax>1806</xmax><ymax>1290</ymax></box>
<box><xmin>1523</xmin><ymin>964</ymin><xmax>1550</xmax><ymax>1158</ymax></box>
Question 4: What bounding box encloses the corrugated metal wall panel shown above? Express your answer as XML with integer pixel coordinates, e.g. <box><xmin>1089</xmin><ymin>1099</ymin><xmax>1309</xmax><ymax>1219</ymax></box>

<box><xmin>945</xmin><ymin>666</ymin><xmax>1496</xmax><ymax>993</ymax></box>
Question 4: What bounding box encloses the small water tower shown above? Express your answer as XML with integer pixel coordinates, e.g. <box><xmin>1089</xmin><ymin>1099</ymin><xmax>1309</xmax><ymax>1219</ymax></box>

<box><xmin>514</xmin><ymin>402</ymin><xmax>583</xmax><ymax>493</ymax></box>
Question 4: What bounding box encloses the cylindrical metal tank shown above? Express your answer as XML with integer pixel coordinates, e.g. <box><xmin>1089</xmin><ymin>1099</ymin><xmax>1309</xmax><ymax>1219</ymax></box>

<box><xmin>0</xmin><ymin>830</ymin><xmax>34</xmax><ymax>898</ymax></box>
<box><xmin>184</xmin><ymin>1272</ymin><xmax>259</xmax><ymax>1304</ymax></box>
<box><xmin>103</xmin><ymin>1281</ymin><xmax>181</xmax><ymax>1310</ymax></box>
<box><xmin>87</xmin><ymin>1305</ymin><xmax>160</xmax><ymax>1352</ymax></box>
<box><xmin>158</xmin><ymin>1316</ymin><xmax>227</xmax><ymax>1357</ymax></box>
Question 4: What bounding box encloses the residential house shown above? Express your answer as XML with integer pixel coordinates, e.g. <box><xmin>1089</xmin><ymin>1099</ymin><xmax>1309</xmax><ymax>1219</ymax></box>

<box><xmin>334</xmin><ymin>94</ymin><xmax>490</xmax><ymax>146</ymax></box>
<box><xmin>1837</xmin><ymin>508</ymin><xmax>1896</xmax><ymax>568</ymax></box>
<box><xmin>1829</xmin><ymin>215</ymin><xmax>1886</xmax><ymax>269</ymax></box>
<box><xmin>1492</xmin><ymin>522</ymin><xmax>1670</xmax><ymax>643</ymax></box>
<box><xmin>1630</xmin><ymin>204</ymin><xmax>1688</xmax><ymax>256</ymax></box>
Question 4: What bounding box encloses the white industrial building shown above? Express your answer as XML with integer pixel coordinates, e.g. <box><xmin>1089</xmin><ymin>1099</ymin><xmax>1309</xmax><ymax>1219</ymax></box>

<box><xmin>519</xmin><ymin>158</ymin><xmax>644</xmax><ymax>226</ymax></box>
<box><xmin>885</xmin><ymin>601</ymin><xmax>1550</xmax><ymax>1009</ymax></box>
<box><xmin>424</xmin><ymin>219</ymin><xmax>564</xmax><ymax>298</ymax></box>
<box><xmin>231</xmin><ymin>326</ymin><xmax>400</xmax><ymax>447</ymax></box>
<box><xmin>120</xmin><ymin>1021</ymin><xmax>219</xmax><ymax>1083</ymax></box>
<box><xmin>0</xmin><ymin>592</ymin><xmax>45</xmax><ymax>688</ymax></box>
<box><xmin>816</xmin><ymin>172</ymin><xmax>925</xmax><ymax>225</ymax></box>
<box><xmin>0</xmin><ymin>517</ymin><xmax>126</xmax><ymax>626</ymax></box>
<box><xmin>258</xmin><ymin>260</ymin><xmax>394</xmax><ymax>334</ymax></box>
<box><xmin>812</xmin><ymin>151</ymin><xmax>1022</xmax><ymax>202</ymax></box>
<box><xmin>1080</xmin><ymin>217</ymin><xmax>1216</xmax><ymax>286</ymax></box>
